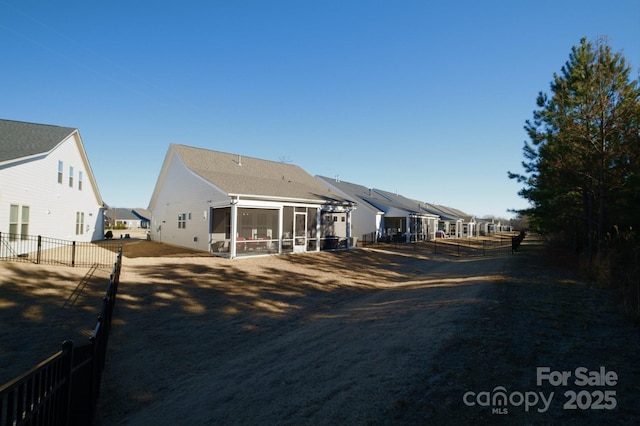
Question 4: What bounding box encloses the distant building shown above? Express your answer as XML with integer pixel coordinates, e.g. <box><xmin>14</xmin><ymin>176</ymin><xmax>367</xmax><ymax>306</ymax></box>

<box><xmin>104</xmin><ymin>208</ymin><xmax>149</xmax><ymax>229</ymax></box>
<box><xmin>132</xmin><ymin>208</ymin><xmax>151</xmax><ymax>229</ymax></box>
<box><xmin>318</xmin><ymin>176</ymin><xmax>439</xmax><ymax>243</ymax></box>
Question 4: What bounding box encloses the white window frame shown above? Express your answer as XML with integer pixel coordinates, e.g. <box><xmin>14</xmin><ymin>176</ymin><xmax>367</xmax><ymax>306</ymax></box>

<box><xmin>9</xmin><ymin>204</ymin><xmax>29</xmax><ymax>241</ymax></box>
<box><xmin>76</xmin><ymin>212</ymin><xmax>85</xmax><ymax>235</ymax></box>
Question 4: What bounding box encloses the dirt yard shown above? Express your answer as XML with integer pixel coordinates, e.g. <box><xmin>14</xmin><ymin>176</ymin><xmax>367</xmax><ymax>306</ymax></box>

<box><xmin>2</xmin><ymin>234</ymin><xmax>639</xmax><ymax>424</ymax></box>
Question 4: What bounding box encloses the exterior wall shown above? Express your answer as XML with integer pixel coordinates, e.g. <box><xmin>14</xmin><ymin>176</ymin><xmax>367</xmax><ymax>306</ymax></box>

<box><xmin>321</xmin><ymin>211</ymin><xmax>347</xmax><ymax>237</ymax></box>
<box><xmin>348</xmin><ymin>204</ymin><xmax>383</xmax><ymax>241</ymax></box>
<box><xmin>149</xmin><ymin>153</ymin><xmax>227</xmax><ymax>251</ymax></box>
<box><xmin>0</xmin><ymin>134</ymin><xmax>103</xmax><ymax>242</ymax></box>
<box><xmin>114</xmin><ymin>219</ymin><xmax>143</xmax><ymax>228</ymax></box>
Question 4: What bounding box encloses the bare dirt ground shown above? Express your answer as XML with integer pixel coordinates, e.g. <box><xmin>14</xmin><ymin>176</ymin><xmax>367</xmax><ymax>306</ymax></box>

<box><xmin>2</xmin><ymin>233</ymin><xmax>639</xmax><ymax>425</ymax></box>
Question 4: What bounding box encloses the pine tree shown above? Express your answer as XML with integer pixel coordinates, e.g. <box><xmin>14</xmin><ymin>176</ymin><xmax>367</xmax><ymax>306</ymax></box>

<box><xmin>509</xmin><ymin>37</ymin><xmax>640</xmax><ymax>256</ymax></box>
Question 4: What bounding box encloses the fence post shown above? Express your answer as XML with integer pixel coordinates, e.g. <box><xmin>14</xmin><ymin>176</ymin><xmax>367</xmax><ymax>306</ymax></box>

<box><xmin>71</xmin><ymin>241</ymin><xmax>76</xmax><ymax>267</ymax></box>
<box><xmin>36</xmin><ymin>235</ymin><xmax>42</xmax><ymax>264</ymax></box>
<box><xmin>61</xmin><ymin>340</ymin><xmax>74</xmax><ymax>426</ymax></box>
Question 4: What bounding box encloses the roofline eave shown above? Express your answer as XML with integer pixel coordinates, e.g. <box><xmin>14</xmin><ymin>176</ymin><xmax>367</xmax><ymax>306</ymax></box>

<box><xmin>228</xmin><ymin>193</ymin><xmax>355</xmax><ymax>207</ymax></box>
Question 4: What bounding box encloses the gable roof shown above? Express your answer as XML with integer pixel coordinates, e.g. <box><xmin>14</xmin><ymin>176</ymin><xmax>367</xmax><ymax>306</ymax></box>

<box><xmin>0</xmin><ymin>118</ymin><xmax>103</xmax><ymax>206</ymax></box>
<box><xmin>105</xmin><ymin>208</ymin><xmax>140</xmax><ymax>221</ymax></box>
<box><xmin>132</xmin><ymin>208</ymin><xmax>151</xmax><ymax>221</ymax></box>
<box><xmin>372</xmin><ymin>188</ymin><xmax>439</xmax><ymax>217</ymax></box>
<box><xmin>429</xmin><ymin>204</ymin><xmax>474</xmax><ymax>221</ymax></box>
<box><xmin>0</xmin><ymin>119</ymin><xmax>76</xmax><ymax>163</ymax></box>
<box><xmin>317</xmin><ymin>175</ymin><xmax>478</xmax><ymax>222</ymax></box>
<box><xmin>317</xmin><ymin>176</ymin><xmax>386</xmax><ymax>213</ymax></box>
<box><xmin>167</xmin><ymin>144</ymin><xmax>352</xmax><ymax>204</ymax></box>
<box><xmin>318</xmin><ymin>176</ymin><xmax>441</xmax><ymax>219</ymax></box>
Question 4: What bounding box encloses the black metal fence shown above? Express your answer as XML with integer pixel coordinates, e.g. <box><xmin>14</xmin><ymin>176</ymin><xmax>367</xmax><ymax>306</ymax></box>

<box><xmin>359</xmin><ymin>232</ymin><xmax>517</xmax><ymax>256</ymax></box>
<box><xmin>0</xmin><ymin>246</ymin><xmax>122</xmax><ymax>425</ymax></box>
<box><xmin>0</xmin><ymin>233</ymin><xmax>121</xmax><ymax>268</ymax></box>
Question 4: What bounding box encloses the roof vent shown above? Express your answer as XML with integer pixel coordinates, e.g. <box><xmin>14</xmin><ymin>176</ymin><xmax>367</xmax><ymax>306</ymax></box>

<box><xmin>238</xmin><ymin>154</ymin><xmax>242</xmax><ymax>166</ymax></box>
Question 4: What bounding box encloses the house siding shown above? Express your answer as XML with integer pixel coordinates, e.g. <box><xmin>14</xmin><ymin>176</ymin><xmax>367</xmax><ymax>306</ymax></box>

<box><xmin>317</xmin><ymin>178</ymin><xmax>382</xmax><ymax>241</ymax></box>
<box><xmin>0</xmin><ymin>133</ymin><xmax>103</xmax><ymax>241</ymax></box>
<box><xmin>149</xmin><ymin>151</ymin><xmax>227</xmax><ymax>251</ymax></box>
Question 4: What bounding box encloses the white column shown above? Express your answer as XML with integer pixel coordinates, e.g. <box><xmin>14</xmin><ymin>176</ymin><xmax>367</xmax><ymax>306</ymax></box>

<box><xmin>315</xmin><ymin>207</ymin><xmax>321</xmax><ymax>252</ymax></box>
<box><xmin>406</xmin><ymin>216</ymin><xmax>412</xmax><ymax>243</ymax></box>
<box><xmin>278</xmin><ymin>206</ymin><xmax>284</xmax><ymax>254</ymax></box>
<box><xmin>230</xmin><ymin>202</ymin><xmax>238</xmax><ymax>258</ymax></box>
<box><xmin>346</xmin><ymin>208</ymin><xmax>352</xmax><ymax>248</ymax></box>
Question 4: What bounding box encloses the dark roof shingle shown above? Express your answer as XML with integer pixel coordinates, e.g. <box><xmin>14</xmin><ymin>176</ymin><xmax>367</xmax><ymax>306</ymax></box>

<box><xmin>0</xmin><ymin>119</ymin><xmax>76</xmax><ymax>163</ymax></box>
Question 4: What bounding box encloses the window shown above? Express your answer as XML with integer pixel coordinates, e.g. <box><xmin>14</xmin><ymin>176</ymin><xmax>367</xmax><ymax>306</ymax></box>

<box><xmin>69</xmin><ymin>166</ymin><xmax>74</xmax><ymax>187</ymax></box>
<box><xmin>58</xmin><ymin>161</ymin><xmax>63</xmax><ymax>184</ymax></box>
<box><xmin>178</xmin><ymin>213</ymin><xmax>186</xmax><ymax>229</ymax></box>
<box><xmin>78</xmin><ymin>171</ymin><xmax>83</xmax><ymax>191</ymax></box>
<box><xmin>9</xmin><ymin>204</ymin><xmax>29</xmax><ymax>241</ymax></box>
<box><xmin>76</xmin><ymin>212</ymin><xmax>85</xmax><ymax>235</ymax></box>
<box><xmin>9</xmin><ymin>204</ymin><xmax>18</xmax><ymax>239</ymax></box>
<box><xmin>21</xmin><ymin>206</ymin><xmax>29</xmax><ymax>237</ymax></box>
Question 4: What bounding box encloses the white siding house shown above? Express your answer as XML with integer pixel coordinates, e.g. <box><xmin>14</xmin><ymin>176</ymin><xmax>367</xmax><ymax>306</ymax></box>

<box><xmin>318</xmin><ymin>176</ymin><xmax>440</xmax><ymax>244</ymax></box>
<box><xmin>105</xmin><ymin>208</ymin><xmax>149</xmax><ymax>229</ymax></box>
<box><xmin>317</xmin><ymin>176</ymin><xmax>386</xmax><ymax>242</ymax></box>
<box><xmin>148</xmin><ymin>144</ymin><xmax>355</xmax><ymax>258</ymax></box>
<box><xmin>0</xmin><ymin>119</ymin><xmax>105</xmax><ymax>242</ymax></box>
<box><xmin>431</xmin><ymin>204</ymin><xmax>476</xmax><ymax>237</ymax></box>
<box><xmin>372</xmin><ymin>188</ymin><xmax>440</xmax><ymax>242</ymax></box>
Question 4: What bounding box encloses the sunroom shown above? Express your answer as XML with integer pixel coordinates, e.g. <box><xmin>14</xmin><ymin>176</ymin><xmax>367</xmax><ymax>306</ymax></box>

<box><xmin>209</xmin><ymin>200</ymin><xmax>353</xmax><ymax>258</ymax></box>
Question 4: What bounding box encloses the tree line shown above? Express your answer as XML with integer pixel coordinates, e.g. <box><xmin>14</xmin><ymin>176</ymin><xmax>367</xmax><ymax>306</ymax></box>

<box><xmin>509</xmin><ymin>37</ymin><xmax>640</xmax><ymax>315</ymax></box>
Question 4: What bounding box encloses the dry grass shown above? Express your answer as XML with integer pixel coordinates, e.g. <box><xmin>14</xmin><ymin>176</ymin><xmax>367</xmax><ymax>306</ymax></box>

<box><xmin>2</xmin><ymin>234</ymin><xmax>638</xmax><ymax>424</ymax></box>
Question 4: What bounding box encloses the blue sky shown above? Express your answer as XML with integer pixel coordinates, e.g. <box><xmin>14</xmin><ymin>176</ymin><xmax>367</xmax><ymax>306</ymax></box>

<box><xmin>2</xmin><ymin>1</ymin><xmax>638</xmax><ymax>218</ymax></box>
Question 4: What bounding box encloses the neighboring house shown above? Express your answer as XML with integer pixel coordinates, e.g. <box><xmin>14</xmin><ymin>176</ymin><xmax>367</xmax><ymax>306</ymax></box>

<box><xmin>431</xmin><ymin>204</ymin><xmax>476</xmax><ymax>238</ymax></box>
<box><xmin>0</xmin><ymin>119</ymin><xmax>105</xmax><ymax>242</ymax></box>
<box><xmin>104</xmin><ymin>207</ymin><xmax>148</xmax><ymax>229</ymax></box>
<box><xmin>316</xmin><ymin>176</ymin><xmax>385</xmax><ymax>243</ymax></box>
<box><xmin>370</xmin><ymin>188</ymin><xmax>440</xmax><ymax>242</ymax></box>
<box><xmin>318</xmin><ymin>176</ymin><xmax>441</xmax><ymax>243</ymax></box>
<box><xmin>132</xmin><ymin>208</ymin><xmax>151</xmax><ymax>229</ymax></box>
<box><xmin>421</xmin><ymin>203</ymin><xmax>465</xmax><ymax>238</ymax></box>
<box><xmin>148</xmin><ymin>144</ymin><xmax>355</xmax><ymax>258</ymax></box>
<box><xmin>478</xmin><ymin>217</ymin><xmax>510</xmax><ymax>235</ymax></box>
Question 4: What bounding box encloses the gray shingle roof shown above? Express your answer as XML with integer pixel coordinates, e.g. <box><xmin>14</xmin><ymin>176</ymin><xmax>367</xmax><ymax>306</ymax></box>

<box><xmin>317</xmin><ymin>176</ymin><xmax>386</xmax><ymax>212</ymax></box>
<box><xmin>105</xmin><ymin>208</ymin><xmax>139</xmax><ymax>221</ymax></box>
<box><xmin>132</xmin><ymin>208</ymin><xmax>151</xmax><ymax>221</ymax></box>
<box><xmin>172</xmin><ymin>144</ymin><xmax>350</xmax><ymax>204</ymax></box>
<box><xmin>372</xmin><ymin>188</ymin><xmax>437</xmax><ymax>216</ymax></box>
<box><xmin>0</xmin><ymin>119</ymin><xmax>76</xmax><ymax>163</ymax></box>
